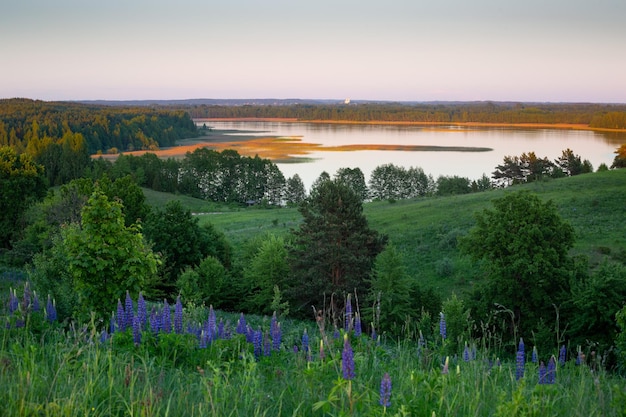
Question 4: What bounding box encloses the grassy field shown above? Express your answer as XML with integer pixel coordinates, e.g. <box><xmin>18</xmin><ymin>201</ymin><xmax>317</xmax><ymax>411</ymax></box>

<box><xmin>145</xmin><ymin>169</ymin><xmax>626</xmax><ymax>296</ymax></box>
<box><xmin>2</xmin><ymin>294</ymin><xmax>626</xmax><ymax>416</ymax></box>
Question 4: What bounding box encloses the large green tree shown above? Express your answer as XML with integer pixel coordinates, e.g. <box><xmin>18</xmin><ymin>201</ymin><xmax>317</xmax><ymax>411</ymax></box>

<box><xmin>287</xmin><ymin>178</ymin><xmax>387</xmax><ymax>317</ymax></box>
<box><xmin>0</xmin><ymin>146</ymin><xmax>47</xmax><ymax>250</ymax></box>
<box><xmin>62</xmin><ymin>188</ymin><xmax>159</xmax><ymax>320</ymax></box>
<box><xmin>460</xmin><ymin>191</ymin><xmax>577</xmax><ymax>342</ymax></box>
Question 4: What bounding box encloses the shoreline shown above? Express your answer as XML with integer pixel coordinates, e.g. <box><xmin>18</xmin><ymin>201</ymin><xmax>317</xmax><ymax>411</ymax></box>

<box><xmin>195</xmin><ymin>117</ymin><xmax>626</xmax><ymax>133</ymax></box>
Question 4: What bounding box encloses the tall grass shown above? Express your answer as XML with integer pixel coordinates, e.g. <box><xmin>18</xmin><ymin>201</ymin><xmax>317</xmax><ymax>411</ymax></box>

<box><xmin>2</xmin><ymin>290</ymin><xmax>625</xmax><ymax>416</ymax></box>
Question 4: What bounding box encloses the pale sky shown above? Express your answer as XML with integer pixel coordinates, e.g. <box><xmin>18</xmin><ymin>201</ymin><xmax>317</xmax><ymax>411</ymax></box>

<box><xmin>2</xmin><ymin>0</ymin><xmax>625</xmax><ymax>102</ymax></box>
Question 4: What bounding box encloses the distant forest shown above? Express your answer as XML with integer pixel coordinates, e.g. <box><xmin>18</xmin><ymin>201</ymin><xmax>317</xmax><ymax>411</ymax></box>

<box><xmin>188</xmin><ymin>102</ymin><xmax>626</xmax><ymax>129</ymax></box>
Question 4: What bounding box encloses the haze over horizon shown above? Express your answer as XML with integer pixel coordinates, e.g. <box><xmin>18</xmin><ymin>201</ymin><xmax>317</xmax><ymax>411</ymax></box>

<box><xmin>2</xmin><ymin>0</ymin><xmax>625</xmax><ymax>104</ymax></box>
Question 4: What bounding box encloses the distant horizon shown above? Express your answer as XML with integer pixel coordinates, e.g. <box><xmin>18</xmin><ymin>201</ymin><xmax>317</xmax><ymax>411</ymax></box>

<box><xmin>5</xmin><ymin>96</ymin><xmax>626</xmax><ymax>106</ymax></box>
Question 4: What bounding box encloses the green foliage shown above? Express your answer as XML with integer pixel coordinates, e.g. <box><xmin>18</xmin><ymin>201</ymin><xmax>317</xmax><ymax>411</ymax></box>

<box><xmin>366</xmin><ymin>244</ymin><xmax>413</xmax><ymax>336</ymax></box>
<box><xmin>441</xmin><ymin>293</ymin><xmax>472</xmax><ymax>354</ymax></box>
<box><xmin>287</xmin><ymin>179</ymin><xmax>387</xmax><ymax>317</ymax></box>
<box><xmin>616</xmin><ymin>305</ymin><xmax>626</xmax><ymax>372</ymax></box>
<box><xmin>177</xmin><ymin>256</ymin><xmax>228</xmax><ymax>309</ymax></box>
<box><xmin>241</xmin><ymin>234</ymin><xmax>290</xmax><ymax>315</ymax></box>
<box><xmin>0</xmin><ymin>147</ymin><xmax>47</xmax><ymax>250</ymax></box>
<box><xmin>144</xmin><ymin>200</ymin><xmax>232</xmax><ymax>295</ymax></box>
<box><xmin>436</xmin><ymin>175</ymin><xmax>472</xmax><ymax>196</ymax></box>
<box><xmin>284</xmin><ymin>173</ymin><xmax>307</xmax><ymax>206</ymax></box>
<box><xmin>569</xmin><ymin>260</ymin><xmax>626</xmax><ymax>353</ymax></box>
<box><xmin>368</xmin><ymin>163</ymin><xmax>434</xmax><ymax>200</ymax></box>
<box><xmin>62</xmin><ymin>188</ymin><xmax>159</xmax><ymax>320</ymax></box>
<box><xmin>460</xmin><ymin>190</ymin><xmax>576</xmax><ymax>341</ymax></box>
<box><xmin>335</xmin><ymin>167</ymin><xmax>369</xmax><ymax>202</ymax></box>
<box><xmin>611</xmin><ymin>144</ymin><xmax>626</xmax><ymax>168</ymax></box>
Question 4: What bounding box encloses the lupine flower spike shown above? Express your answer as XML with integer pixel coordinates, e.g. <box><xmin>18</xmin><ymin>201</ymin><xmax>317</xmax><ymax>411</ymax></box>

<box><xmin>538</xmin><ymin>361</ymin><xmax>547</xmax><ymax>384</ymax></box>
<box><xmin>379</xmin><ymin>372</ymin><xmax>392</xmax><ymax>408</ymax></box>
<box><xmin>342</xmin><ymin>333</ymin><xmax>355</xmax><ymax>380</ymax></box>
<box><xmin>439</xmin><ymin>312</ymin><xmax>447</xmax><ymax>340</ymax></box>
<box><xmin>345</xmin><ymin>295</ymin><xmax>353</xmax><ymax>332</ymax></box>
<box><xmin>137</xmin><ymin>292</ymin><xmax>147</xmax><ymax>329</ymax></box>
<box><xmin>531</xmin><ymin>346</ymin><xmax>538</xmax><ymax>363</ymax></box>
<box><xmin>516</xmin><ymin>338</ymin><xmax>525</xmax><ymax>380</ymax></box>
<box><xmin>547</xmin><ymin>355</ymin><xmax>556</xmax><ymax>384</ymax></box>
<box><xmin>559</xmin><ymin>345</ymin><xmax>566</xmax><ymax>366</ymax></box>
<box><xmin>174</xmin><ymin>295</ymin><xmax>183</xmax><ymax>334</ymax></box>
<box><xmin>124</xmin><ymin>291</ymin><xmax>134</xmax><ymax>330</ymax></box>
<box><xmin>162</xmin><ymin>299</ymin><xmax>171</xmax><ymax>333</ymax></box>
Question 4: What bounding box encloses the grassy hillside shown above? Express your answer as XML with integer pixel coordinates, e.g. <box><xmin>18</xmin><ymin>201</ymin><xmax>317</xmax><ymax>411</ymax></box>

<box><xmin>144</xmin><ymin>169</ymin><xmax>626</xmax><ymax>297</ymax></box>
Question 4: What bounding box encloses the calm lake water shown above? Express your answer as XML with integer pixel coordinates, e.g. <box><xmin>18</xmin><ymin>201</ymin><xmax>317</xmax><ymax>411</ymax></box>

<box><xmin>200</xmin><ymin>121</ymin><xmax>625</xmax><ymax>192</ymax></box>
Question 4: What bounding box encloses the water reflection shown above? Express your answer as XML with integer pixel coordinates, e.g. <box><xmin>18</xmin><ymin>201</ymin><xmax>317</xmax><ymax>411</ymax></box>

<box><xmin>200</xmin><ymin>121</ymin><xmax>625</xmax><ymax>191</ymax></box>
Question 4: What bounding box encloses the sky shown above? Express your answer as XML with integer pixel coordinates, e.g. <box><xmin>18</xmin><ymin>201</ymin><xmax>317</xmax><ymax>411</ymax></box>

<box><xmin>2</xmin><ymin>0</ymin><xmax>625</xmax><ymax>103</ymax></box>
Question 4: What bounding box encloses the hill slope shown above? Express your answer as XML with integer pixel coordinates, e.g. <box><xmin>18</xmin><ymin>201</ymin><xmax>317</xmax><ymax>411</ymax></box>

<box><xmin>145</xmin><ymin>169</ymin><xmax>626</xmax><ymax>296</ymax></box>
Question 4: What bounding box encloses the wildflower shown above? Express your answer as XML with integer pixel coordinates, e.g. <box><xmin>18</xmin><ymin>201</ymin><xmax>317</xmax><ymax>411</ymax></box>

<box><xmin>271</xmin><ymin>318</ymin><xmax>282</xmax><ymax>351</ymax></box>
<box><xmin>109</xmin><ymin>315</ymin><xmax>116</xmax><ymax>335</ymax></box>
<box><xmin>32</xmin><ymin>292</ymin><xmax>40</xmax><ymax>312</ymax></box>
<box><xmin>439</xmin><ymin>312</ymin><xmax>446</xmax><ymax>340</ymax></box>
<box><xmin>236</xmin><ymin>313</ymin><xmax>247</xmax><ymax>334</ymax></box>
<box><xmin>342</xmin><ymin>334</ymin><xmax>355</xmax><ymax>380</ymax></box>
<box><xmin>442</xmin><ymin>356</ymin><xmax>449</xmax><ymax>374</ymax></box>
<box><xmin>246</xmin><ymin>325</ymin><xmax>255</xmax><ymax>343</ymax></box>
<box><xmin>302</xmin><ymin>329</ymin><xmax>309</xmax><ymax>353</ymax></box>
<box><xmin>161</xmin><ymin>299</ymin><xmax>171</xmax><ymax>333</ymax></box>
<box><xmin>174</xmin><ymin>295</ymin><xmax>183</xmax><ymax>334</ymax></box>
<box><xmin>546</xmin><ymin>355</ymin><xmax>556</xmax><ymax>384</ymax></box>
<box><xmin>263</xmin><ymin>332</ymin><xmax>272</xmax><ymax>357</ymax></box>
<box><xmin>137</xmin><ymin>292</ymin><xmax>147</xmax><ymax>329</ymax></box>
<box><xmin>333</xmin><ymin>326</ymin><xmax>340</xmax><ymax>339</ymax></box>
<box><xmin>516</xmin><ymin>338</ymin><xmax>525</xmax><ymax>380</ymax></box>
<box><xmin>116</xmin><ymin>299</ymin><xmax>125</xmax><ymax>331</ymax></box>
<box><xmin>538</xmin><ymin>361</ymin><xmax>547</xmax><ymax>384</ymax></box>
<box><xmin>22</xmin><ymin>282</ymin><xmax>32</xmax><ymax>310</ymax></box>
<box><xmin>531</xmin><ymin>346</ymin><xmax>538</xmax><ymax>363</ymax></box>
<box><xmin>379</xmin><ymin>372</ymin><xmax>392</xmax><ymax>408</ymax></box>
<box><xmin>124</xmin><ymin>291</ymin><xmax>134</xmax><ymax>330</ymax></box>
<box><xmin>558</xmin><ymin>345</ymin><xmax>566</xmax><ymax>366</ymax></box>
<box><xmin>253</xmin><ymin>328</ymin><xmax>263</xmax><ymax>359</ymax></box>
<box><xmin>9</xmin><ymin>289</ymin><xmax>18</xmax><ymax>314</ymax></box>
<box><xmin>463</xmin><ymin>343</ymin><xmax>470</xmax><ymax>362</ymax></box>
<box><xmin>132</xmin><ymin>315</ymin><xmax>141</xmax><ymax>345</ymax></box>
<box><xmin>354</xmin><ymin>313</ymin><xmax>362</xmax><ymax>337</ymax></box>
<box><xmin>345</xmin><ymin>295</ymin><xmax>353</xmax><ymax>332</ymax></box>
<box><xmin>208</xmin><ymin>305</ymin><xmax>217</xmax><ymax>342</ymax></box>
<box><xmin>218</xmin><ymin>318</ymin><xmax>226</xmax><ymax>339</ymax></box>
<box><xmin>149</xmin><ymin>309</ymin><xmax>159</xmax><ymax>334</ymax></box>
<box><xmin>46</xmin><ymin>295</ymin><xmax>57</xmax><ymax>322</ymax></box>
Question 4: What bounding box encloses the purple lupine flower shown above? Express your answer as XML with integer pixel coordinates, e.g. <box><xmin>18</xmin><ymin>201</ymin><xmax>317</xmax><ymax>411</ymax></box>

<box><xmin>263</xmin><ymin>332</ymin><xmax>272</xmax><ymax>357</ymax></box>
<box><xmin>162</xmin><ymin>299</ymin><xmax>171</xmax><ymax>333</ymax></box>
<box><xmin>132</xmin><ymin>315</ymin><xmax>141</xmax><ymax>345</ymax></box>
<box><xmin>218</xmin><ymin>319</ymin><xmax>226</xmax><ymax>339</ymax></box>
<box><xmin>333</xmin><ymin>326</ymin><xmax>340</xmax><ymax>339</ymax></box>
<box><xmin>354</xmin><ymin>313</ymin><xmax>362</xmax><ymax>337</ymax></box>
<box><xmin>32</xmin><ymin>292</ymin><xmax>40</xmax><ymax>312</ymax></box>
<box><xmin>124</xmin><ymin>291</ymin><xmax>134</xmax><ymax>330</ymax></box>
<box><xmin>174</xmin><ymin>295</ymin><xmax>183</xmax><ymax>334</ymax></box>
<box><xmin>137</xmin><ymin>292</ymin><xmax>147</xmax><ymax>329</ymax></box>
<box><xmin>345</xmin><ymin>295</ymin><xmax>353</xmax><ymax>332</ymax></box>
<box><xmin>342</xmin><ymin>334</ymin><xmax>355</xmax><ymax>380</ymax></box>
<box><xmin>100</xmin><ymin>330</ymin><xmax>109</xmax><ymax>344</ymax></box>
<box><xmin>149</xmin><ymin>309</ymin><xmax>160</xmax><ymax>334</ymax></box>
<box><xmin>246</xmin><ymin>325</ymin><xmax>255</xmax><ymax>343</ymax></box>
<box><xmin>439</xmin><ymin>312</ymin><xmax>447</xmax><ymax>340</ymax></box>
<box><xmin>463</xmin><ymin>344</ymin><xmax>470</xmax><ymax>362</ymax></box>
<box><xmin>116</xmin><ymin>299</ymin><xmax>125</xmax><ymax>332</ymax></box>
<box><xmin>516</xmin><ymin>338</ymin><xmax>525</xmax><ymax>380</ymax></box>
<box><xmin>9</xmin><ymin>289</ymin><xmax>18</xmax><ymax>314</ymax></box>
<box><xmin>293</xmin><ymin>345</ymin><xmax>298</xmax><ymax>354</ymax></box>
<box><xmin>271</xmin><ymin>314</ymin><xmax>281</xmax><ymax>351</ymax></box>
<box><xmin>46</xmin><ymin>295</ymin><xmax>57</xmax><ymax>322</ymax></box>
<box><xmin>22</xmin><ymin>283</ymin><xmax>32</xmax><ymax>311</ymax></box>
<box><xmin>532</xmin><ymin>346</ymin><xmax>538</xmax><ymax>363</ymax></box>
<box><xmin>546</xmin><ymin>355</ymin><xmax>556</xmax><ymax>384</ymax></box>
<box><xmin>302</xmin><ymin>329</ymin><xmax>309</xmax><ymax>353</ymax></box>
<box><xmin>253</xmin><ymin>328</ymin><xmax>263</xmax><ymax>359</ymax></box>
<box><xmin>538</xmin><ymin>361</ymin><xmax>547</xmax><ymax>384</ymax></box>
<box><xmin>236</xmin><ymin>313</ymin><xmax>247</xmax><ymax>334</ymax></box>
<box><xmin>379</xmin><ymin>373</ymin><xmax>392</xmax><ymax>408</ymax></box>
<box><xmin>558</xmin><ymin>345</ymin><xmax>566</xmax><ymax>366</ymax></box>
<box><xmin>208</xmin><ymin>305</ymin><xmax>216</xmax><ymax>342</ymax></box>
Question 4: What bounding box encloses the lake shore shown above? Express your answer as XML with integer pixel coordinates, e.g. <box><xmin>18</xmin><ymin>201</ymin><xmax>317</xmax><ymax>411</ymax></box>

<box><xmin>196</xmin><ymin>117</ymin><xmax>626</xmax><ymax>133</ymax></box>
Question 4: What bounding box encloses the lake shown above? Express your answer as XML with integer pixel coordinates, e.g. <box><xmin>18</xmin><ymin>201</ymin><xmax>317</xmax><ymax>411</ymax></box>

<box><xmin>198</xmin><ymin>121</ymin><xmax>625</xmax><ymax>191</ymax></box>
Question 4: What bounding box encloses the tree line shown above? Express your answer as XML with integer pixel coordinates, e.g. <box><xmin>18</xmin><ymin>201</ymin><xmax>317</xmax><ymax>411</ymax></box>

<box><xmin>187</xmin><ymin>102</ymin><xmax>626</xmax><ymax>128</ymax></box>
